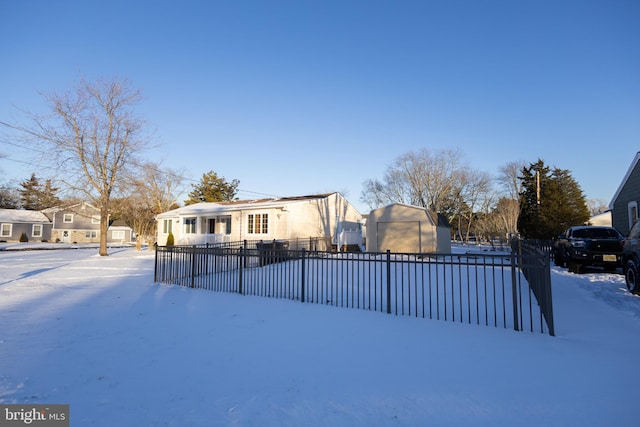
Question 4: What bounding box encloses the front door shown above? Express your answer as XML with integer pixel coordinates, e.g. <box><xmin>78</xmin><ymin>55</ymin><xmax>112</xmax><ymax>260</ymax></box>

<box><xmin>61</xmin><ymin>230</ymin><xmax>71</xmax><ymax>243</ymax></box>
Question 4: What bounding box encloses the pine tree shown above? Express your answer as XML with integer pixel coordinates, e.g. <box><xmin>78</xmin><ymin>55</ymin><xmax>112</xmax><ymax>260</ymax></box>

<box><xmin>184</xmin><ymin>171</ymin><xmax>239</xmax><ymax>205</ymax></box>
<box><xmin>517</xmin><ymin>160</ymin><xmax>589</xmax><ymax>239</ymax></box>
<box><xmin>18</xmin><ymin>173</ymin><xmax>61</xmax><ymax>210</ymax></box>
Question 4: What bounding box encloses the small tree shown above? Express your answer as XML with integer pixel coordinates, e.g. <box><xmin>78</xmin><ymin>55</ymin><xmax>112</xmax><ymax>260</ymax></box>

<box><xmin>166</xmin><ymin>231</ymin><xmax>174</xmax><ymax>246</ymax></box>
<box><xmin>184</xmin><ymin>170</ymin><xmax>239</xmax><ymax>205</ymax></box>
<box><xmin>19</xmin><ymin>232</ymin><xmax>28</xmax><ymax>242</ymax></box>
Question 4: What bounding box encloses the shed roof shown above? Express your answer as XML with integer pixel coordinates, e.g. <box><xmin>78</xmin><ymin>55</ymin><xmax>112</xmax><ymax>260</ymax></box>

<box><xmin>369</xmin><ymin>203</ymin><xmax>450</xmax><ymax>227</ymax></box>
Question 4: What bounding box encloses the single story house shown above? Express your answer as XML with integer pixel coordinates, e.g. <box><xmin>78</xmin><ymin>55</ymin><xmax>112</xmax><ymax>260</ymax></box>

<box><xmin>156</xmin><ymin>192</ymin><xmax>363</xmax><ymax>249</ymax></box>
<box><xmin>366</xmin><ymin>203</ymin><xmax>452</xmax><ymax>253</ymax></box>
<box><xmin>609</xmin><ymin>151</ymin><xmax>640</xmax><ymax>236</ymax></box>
<box><xmin>0</xmin><ymin>208</ymin><xmax>53</xmax><ymax>242</ymax></box>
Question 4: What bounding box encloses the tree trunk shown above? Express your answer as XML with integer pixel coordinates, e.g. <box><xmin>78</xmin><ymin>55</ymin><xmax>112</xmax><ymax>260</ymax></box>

<box><xmin>99</xmin><ymin>203</ymin><xmax>109</xmax><ymax>256</ymax></box>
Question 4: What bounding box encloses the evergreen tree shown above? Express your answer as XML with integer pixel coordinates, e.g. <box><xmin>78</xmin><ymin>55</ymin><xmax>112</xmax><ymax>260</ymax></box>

<box><xmin>18</xmin><ymin>173</ymin><xmax>61</xmax><ymax>210</ymax></box>
<box><xmin>184</xmin><ymin>171</ymin><xmax>239</xmax><ymax>205</ymax></box>
<box><xmin>517</xmin><ymin>160</ymin><xmax>589</xmax><ymax>239</ymax></box>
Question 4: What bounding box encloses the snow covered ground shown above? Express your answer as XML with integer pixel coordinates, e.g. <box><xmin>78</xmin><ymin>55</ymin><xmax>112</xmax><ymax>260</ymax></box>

<box><xmin>0</xmin><ymin>245</ymin><xmax>639</xmax><ymax>426</ymax></box>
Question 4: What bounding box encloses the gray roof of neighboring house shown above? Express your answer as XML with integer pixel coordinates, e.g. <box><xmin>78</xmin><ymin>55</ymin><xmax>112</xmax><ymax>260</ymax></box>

<box><xmin>0</xmin><ymin>209</ymin><xmax>51</xmax><ymax>223</ymax></box>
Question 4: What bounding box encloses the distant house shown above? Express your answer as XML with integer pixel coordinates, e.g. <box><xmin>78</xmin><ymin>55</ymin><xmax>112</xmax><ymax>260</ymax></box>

<box><xmin>610</xmin><ymin>151</ymin><xmax>640</xmax><ymax>236</ymax></box>
<box><xmin>156</xmin><ymin>193</ymin><xmax>363</xmax><ymax>249</ymax></box>
<box><xmin>108</xmin><ymin>219</ymin><xmax>134</xmax><ymax>244</ymax></box>
<box><xmin>366</xmin><ymin>203</ymin><xmax>451</xmax><ymax>253</ymax></box>
<box><xmin>44</xmin><ymin>202</ymin><xmax>102</xmax><ymax>243</ymax></box>
<box><xmin>588</xmin><ymin>210</ymin><xmax>612</xmax><ymax>227</ymax></box>
<box><xmin>0</xmin><ymin>209</ymin><xmax>52</xmax><ymax>242</ymax></box>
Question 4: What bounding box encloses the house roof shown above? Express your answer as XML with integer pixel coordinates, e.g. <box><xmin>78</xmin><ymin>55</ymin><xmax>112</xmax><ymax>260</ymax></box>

<box><xmin>0</xmin><ymin>209</ymin><xmax>51</xmax><ymax>223</ymax></box>
<box><xmin>157</xmin><ymin>193</ymin><xmax>340</xmax><ymax>218</ymax></box>
<box><xmin>42</xmin><ymin>202</ymin><xmax>101</xmax><ymax>215</ymax></box>
<box><xmin>609</xmin><ymin>151</ymin><xmax>640</xmax><ymax>209</ymax></box>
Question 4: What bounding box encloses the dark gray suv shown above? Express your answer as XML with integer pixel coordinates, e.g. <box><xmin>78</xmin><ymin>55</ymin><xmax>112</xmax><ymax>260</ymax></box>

<box><xmin>622</xmin><ymin>220</ymin><xmax>640</xmax><ymax>294</ymax></box>
<box><xmin>553</xmin><ymin>225</ymin><xmax>624</xmax><ymax>273</ymax></box>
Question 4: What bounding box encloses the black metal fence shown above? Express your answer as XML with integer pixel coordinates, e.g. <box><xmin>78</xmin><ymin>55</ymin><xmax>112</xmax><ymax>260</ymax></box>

<box><xmin>154</xmin><ymin>241</ymin><xmax>554</xmax><ymax>335</ymax></box>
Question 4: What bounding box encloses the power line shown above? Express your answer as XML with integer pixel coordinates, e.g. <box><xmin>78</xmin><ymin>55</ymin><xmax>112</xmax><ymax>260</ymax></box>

<box><xmin>0</xmin><ymin>148</ymin><xmax>280</xmax><ymax>200</ymax></box>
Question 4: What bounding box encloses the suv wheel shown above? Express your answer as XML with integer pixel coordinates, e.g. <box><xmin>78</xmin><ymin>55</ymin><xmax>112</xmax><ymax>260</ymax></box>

<box><xmin>625</xmin><ymin>260</ymin><xmax>640</xmax><ymax>294</ymax></box>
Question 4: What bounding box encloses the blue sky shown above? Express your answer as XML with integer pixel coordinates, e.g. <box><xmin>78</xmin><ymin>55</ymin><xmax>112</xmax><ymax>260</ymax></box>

<box><xmin>1</xmin><ymin>0</ymin><xmax>638</xmax><ymax>214</ymax></box>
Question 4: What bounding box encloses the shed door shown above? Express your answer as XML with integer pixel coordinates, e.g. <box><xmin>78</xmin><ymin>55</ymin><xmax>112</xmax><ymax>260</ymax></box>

<box><xmin>377</xmin><ymin>221</ymin><xmax>420</xmax><ymax>253</ymax></box>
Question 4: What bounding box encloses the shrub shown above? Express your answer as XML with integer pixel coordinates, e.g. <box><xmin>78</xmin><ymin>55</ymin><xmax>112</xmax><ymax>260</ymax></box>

<box><xmin>19</xmin><ymin>232</ymin><xmax>28</xmax><ymax>242</ymax></box>
<box><xmin>166</xmin><ymin>231</ymin><xmax>174</xmax><ymax>246</ymax></box>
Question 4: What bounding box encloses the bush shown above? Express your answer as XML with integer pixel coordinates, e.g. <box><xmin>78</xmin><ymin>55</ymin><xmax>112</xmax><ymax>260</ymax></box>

<box><xmin>166</xmin><ymin>231</ymin><xmax>174</xmax><ymax>246</ymax></box>
<box><xmin>19</xmin><ymin>232</ymin><xmax>28</xmax><ymax>242</ymax></box>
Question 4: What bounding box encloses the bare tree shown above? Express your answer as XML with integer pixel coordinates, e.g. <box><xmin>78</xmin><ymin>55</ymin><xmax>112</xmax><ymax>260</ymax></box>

<box><xmin>116</xmin><ymin>161</ymin><xmax>185</xmax><ymax>247</ymax></box>
<box><xmin>6</xmin><ymin>77</ymin><xmax>148</xmax><ymax>255</ymax></box>
<box><xmin>361</xmin><ymin>148</ymin><xmax>467</xmax><ymax>213</ymax></box>
<box><xmin>586</xmin><ymin>198</ymin><xmax>609</xmax><ymax>216</ymax></box>
<box><xmin>497</xmin><ymin>161</ymin><xmax>525</xmax><ymax>200</ymax></box>
<box><xmin>458</xmin><ymin>169</ymin><xmax>494</xmax><ymax>242</ymax></box>
<box><xmin>496</xmin><ymin>160</ymin><xmax>526</xmax><ymax>237</ymax></box>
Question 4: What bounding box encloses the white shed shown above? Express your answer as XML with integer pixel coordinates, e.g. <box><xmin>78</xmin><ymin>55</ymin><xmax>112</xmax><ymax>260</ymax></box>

<box><xmin>366</xmin><ymin>203</ymin><xmax>451</xmax><ymax>253</ymax></box>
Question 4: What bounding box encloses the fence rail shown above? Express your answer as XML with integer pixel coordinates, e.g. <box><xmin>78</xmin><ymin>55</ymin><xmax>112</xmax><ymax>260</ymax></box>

<box><xmin>154</xmin><ymin>241</ymin><xmax>554</xmax><ymax>335</ymax></box>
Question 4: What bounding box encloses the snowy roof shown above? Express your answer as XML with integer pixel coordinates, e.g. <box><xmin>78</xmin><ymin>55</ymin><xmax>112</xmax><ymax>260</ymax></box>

<box><xmin>157</xmin><ymin>193</ymin><xmax>338</xmax><ymax>218</ymax></box>
<box><xmin>0</xmin><ymin>208</ymin><xmax>51</xmax><ymax>223</ymax></box>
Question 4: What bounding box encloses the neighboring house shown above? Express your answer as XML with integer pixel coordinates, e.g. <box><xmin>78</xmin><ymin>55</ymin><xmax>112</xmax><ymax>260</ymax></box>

<box><xmin>156</xmin><ymin>193</ymin><xmax>363</xmax><ymax>248</ymax></box>
<box><xmin>0</xmin><ymin>208</ymin><xmax>52</xmax><ymax>242</ymax></box>
<box><xmin>588</xmin><ymin>210</ymin><xmax>612</xmax><ymax>227</ymax></box>
<box><xmin>44</xmin><ymin>202</ymin><xmax>103</xmax><ymax>243</ymax></box>
<box><xmin>610</xmin><ymin>151</ymin><xmax>640</xmax><ymax>236</ymax></box>
<box><xmin>366</xmin><ymin>203</ymin><xmax>452</xmax><ymax>253</ymax></box>
<box><xmin>1</xmin><ymin>203</ymin><xmax>133</xmax><ymax>245</ymax></box>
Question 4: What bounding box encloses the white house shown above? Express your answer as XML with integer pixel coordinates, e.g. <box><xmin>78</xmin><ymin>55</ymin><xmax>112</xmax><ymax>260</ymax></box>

<box><xmin>156</xmin><ymin>193</ymin><xmax>363</xmax><ymax>249</ymax></box>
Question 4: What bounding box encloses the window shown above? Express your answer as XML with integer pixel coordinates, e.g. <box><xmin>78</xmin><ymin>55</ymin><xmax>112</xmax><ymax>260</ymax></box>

<box><xmin>163</xmin><ymin>219</ymin><xmax>172</xmax><ymax>234</ymax></box>
<box><xmin>629</xmin><ymin>201</ymin><xmax>638</xmax><ymax>230</ymax></box>
<box><xmin>32</xmin><ymin>224</ymin><xmax>43</xmax><ymax>238</ymax></box>
<box><xmin>221</xmin><ymin>216</ymin><xmax>232</xmax><ymax>234</ymax></box>
<box><xmin>91</xmin><ymin>215</ymin><xmax>100</xmax><ymax>224</ymax></box>
<box><xmin>63</xmin><ymin>214</ymin><xmax>73</xmax><ymax>223</ymax></box>
<box><xmin>247</xmin><ymin>213</ymin><xmax>268</xmax><ymax>234</ymax></box>
<box><xmin>112</xmin><ymin>230</ymin><xmax>125</xmax><ymax>240</ymax></box>
<box><xmin>184</xmin><ymin>217</ymin><xmax>196</xmax><ymax>234</ymax></box>
<box><xmin>85</xmin><ymin>231</ymin><xmax>97</xmax><ymax>239</ymax></box>
<box><xmin>1</xmin><ymin>223</ymin><xmax>11</xmax><ymax>237</ymax></box>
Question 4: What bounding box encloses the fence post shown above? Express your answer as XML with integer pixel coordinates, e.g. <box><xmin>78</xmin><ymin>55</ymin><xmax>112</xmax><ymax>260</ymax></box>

<box><xmin>511</xmin><ymin>244</ymin><xmax>519</xmax><ymax>331</ymax></box>
<box><xmin>190</xmin><ymin>248</ymin><xmax>196</xmax><ymax>288</ymax></box>
<box><xmin>386</xmin><ymin>250</ymin><xmax>392</xmax><ymax>314</ymax></box>
<box><xmin>300</xmin><ymin>248</ymin><xmax>306</xmax><ymax>303</ymax></box>
<box><xmin>543</xmin><ymin>250</ymin><xmax>555</xmax><ymax>336</ymax></box>
<box><xmin>154</xmin><ymin>246</ymin><xmax>159</xmax><ymax>282</ymax></box>
<box><xmin>238</xmin><ymin>247</ymin><xmax>244</xmax><ymax>295</ymax></box>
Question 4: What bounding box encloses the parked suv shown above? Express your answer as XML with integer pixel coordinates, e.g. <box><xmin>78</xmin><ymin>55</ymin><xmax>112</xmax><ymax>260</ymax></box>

<box><xmin>553</xmin><ymin>226</ymin><xmax>624</xmax><ymax>273</ymax></box>
<box><xmin>622</xmin><ymin>220</ymin><xmax>640</xmax><ymax>294</ymax></box>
